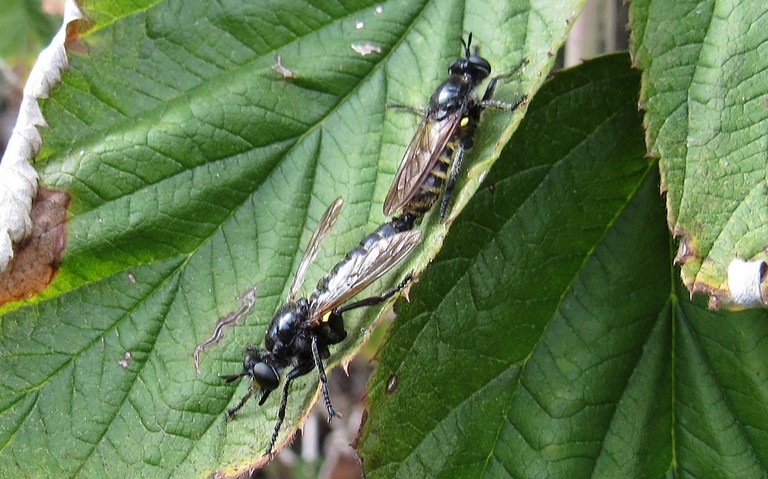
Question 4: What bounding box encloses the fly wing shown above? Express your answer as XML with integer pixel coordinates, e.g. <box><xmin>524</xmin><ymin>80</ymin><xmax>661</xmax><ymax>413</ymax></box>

<box><xmin>288</xmin><ymin>197</ymin><xmax>344</xmax><ymax>301</ymax></box>
<box><xmin>383</xmin><ymin>110</ymin><xmax>463</xmax><ymax>216</ymax></box>
<box><xmin>308</xmin><ymin>229</ymin><xmax>421</xmax><ymax>322</ymax></box>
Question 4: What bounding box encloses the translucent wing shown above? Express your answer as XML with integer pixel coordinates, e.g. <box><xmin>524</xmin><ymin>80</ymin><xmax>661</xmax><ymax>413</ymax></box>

<box><xmin>288</xmin><ymin>197</ymin><xmax>344</xmax><ymax>301</ymax></box>
<box><xmin>308</xmin><ymin>228</ymin><xmax>421</xmax><ymax>321</ymax></box>
<box><xmin>383</xmin><ymin>110</ymin><xmax>463</xmax><ymax>216</ymax></box>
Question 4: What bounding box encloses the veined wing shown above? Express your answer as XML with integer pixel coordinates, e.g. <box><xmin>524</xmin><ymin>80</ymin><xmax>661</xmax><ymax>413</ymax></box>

<box><xmin>308</xmin><ymin>229</ymin><xmax>421</xmax><ymax>322</ymax></box>
<box><xmin>383</xmin><ymin>110</ymin><xmax>463</xmax><ymax>216</ymax></box>
<box><xmin>288</xmin><ymin>197</ymin><xmax>344</xmax><ymax>301</ymax></box>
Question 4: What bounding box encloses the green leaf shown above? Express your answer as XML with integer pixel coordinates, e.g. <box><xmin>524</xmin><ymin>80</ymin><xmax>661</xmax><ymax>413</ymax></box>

<box><xmin>361</xmin><ymin>53</ymin><xmax>768</xmax><ymax>478</ymax></box>
<box><xmin>80</xmin><ymin>0</ymin><xmax>163</xmax><ymax>29</ymax></box>
<box><xmin>0</xmin><ymin>0</ymin><xmax>59</xmax><ymax>61</ymax></box>
<box><xmin>0</xmin><ymin>0</ymin><xmax>580</xmax><ymax>476</ymax></box>
<box><xmin>630</xmin><ymin>0</ymin><xmax>768</xmax><ymax>307</ymax></box>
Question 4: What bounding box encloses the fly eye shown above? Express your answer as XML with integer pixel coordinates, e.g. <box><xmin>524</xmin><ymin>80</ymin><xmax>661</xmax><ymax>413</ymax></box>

<box><xmin>448</xmin><ymin>58</ymin><xmax>469</xmax><ymax>75</ymax></box>
<box><xmin>252</xmin><ymin>362</ymin><xmax>280</xmax><ymax>391</ymax></box>
<box><xmin>468</xmin><ymin>55</ymin><xmax>491</xmax><ymax>78</ymax></box>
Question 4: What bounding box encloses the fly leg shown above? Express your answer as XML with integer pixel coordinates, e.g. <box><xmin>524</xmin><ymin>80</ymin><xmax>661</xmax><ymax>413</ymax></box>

<box><xmin>224</xmin><ymin>378</ymin><xmax>274</xmax><ymax>420</ymax></box>
<box><xmin>388</xmin><ymin>103</ymin><xmax>426</xmax><ymax>115</ymax></box>
<box><xmin>440</xmin><ymin>59</ymin><xmax>529</xmax><ymax>220</ymax></box>
<box><xmin>329</xmin><ymin>272</ymin><xmax>413</xmax><ymax>318</ymax></box>
<box><xmin>266</xmin><ymin>360</ymin><xmax>314</xmax><ymax>456</ymax></box>
<box><xmin>440</xmin><ymin>143</ymin><xmax>465</xmax><ymax>219</ymax></box>
<box><xmin>442</xmin><ymin>94</ymin><xmax>526</xmax><ymax>221</ymax></box>
<box><xmin>480</xmin><ymin>93</ymin><xmax>528</xmax><ymax>112</ymax></box>
<box><xmin>480</xmin><ymin>58</ymin><xmax>529</xmax><ymax>110</ymax></box>
<box><xmin>310</xmin><ymin>273</ymin><xmax>413</xmax><ymax>421</ymax></box>
<box><xmin>222</xmin><ymin>366</ymin><xmax>262</xmax><ymax>419</ymax></box>
<box><xmin>311</xmin><ymin>335</ymin><xmax>339</xmax><ymax>421</ymax></box>
<box><xmin>224</xmin><ymin>380</ymin><xmax>253</xmax><ymax>419</ymax></box>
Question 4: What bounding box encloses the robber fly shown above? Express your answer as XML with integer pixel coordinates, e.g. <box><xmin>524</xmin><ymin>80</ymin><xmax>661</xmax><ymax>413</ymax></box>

<box><xmin>222</xmin><ymin>198</ymin><xmax>420</xmax><ymax>455</ymax></box>
<box><xmin>384</xmin><ymin>33</ymin><xmax>528</xmax><ymax>222</ymax></box>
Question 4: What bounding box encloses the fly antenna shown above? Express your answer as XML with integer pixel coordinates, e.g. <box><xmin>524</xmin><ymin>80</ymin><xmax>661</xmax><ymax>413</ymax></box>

<box><xmin>220</xmin><ymin>371</ymin><xmax>245</xmax><ymax>382</ymax></box>
<box><xmin>461</xmin><ymin>32</ymin><xmax>472</xmax><ymax>58</ymax></box>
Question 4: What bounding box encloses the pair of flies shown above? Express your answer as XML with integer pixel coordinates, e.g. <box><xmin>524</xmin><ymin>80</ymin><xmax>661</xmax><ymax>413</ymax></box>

<box><xmin>217</xmin><ymin>33</ymin><xmax>527</xmax><ymax>456</ymax></box>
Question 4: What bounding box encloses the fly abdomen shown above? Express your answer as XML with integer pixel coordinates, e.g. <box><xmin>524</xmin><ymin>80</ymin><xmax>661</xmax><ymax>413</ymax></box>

<box><xmin>310</xmin><ymin>220</ymin><xmax>403</xmax><ymax>302</ymax></box>
<box><xmin>401</xmin><ymin>146</ymin><xmax>452</xmax><ymax>219</ymax></box>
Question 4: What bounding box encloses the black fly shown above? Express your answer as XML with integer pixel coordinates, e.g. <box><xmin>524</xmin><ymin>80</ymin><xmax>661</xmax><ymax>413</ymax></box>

<box><xmin>384</xmin><ymin>33</ymin><xmax>527</xmax><ymax>222</ymax></box>
<box><xmin>222</xmin><ymin>198</ymin><xmax>420</xmax><ymax>455</ymax></box>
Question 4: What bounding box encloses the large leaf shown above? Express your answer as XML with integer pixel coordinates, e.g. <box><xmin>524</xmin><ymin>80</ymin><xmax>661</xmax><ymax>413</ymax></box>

<box><xmin>630</xmin><ymin>0</ymin><xmax>768</xmax><ymax>308</ymax></box>
<box><xmin>0</xmin><ymin>0</ymin><xmax>580</xmax><ymax>476</ymax></box>
<box><xmin>360</xmin><ymin>54</ymin><xmax>768</xmax><ymax>478</ymax></box>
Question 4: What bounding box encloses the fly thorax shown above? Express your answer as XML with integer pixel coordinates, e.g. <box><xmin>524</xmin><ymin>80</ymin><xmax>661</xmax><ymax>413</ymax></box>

<box><xmin>265</xmin><ymin>300</ymin><xmax>309</xmax><ymax>352</ymax></box>
<box><xmin>430</xmin><ymin>78</ymin><xmax>470</xmax><ymax>118</ymax></box>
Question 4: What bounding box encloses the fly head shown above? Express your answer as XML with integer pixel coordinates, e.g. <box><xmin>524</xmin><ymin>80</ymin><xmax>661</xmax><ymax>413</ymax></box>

<box><xmin>449</xmin><ymin>34</ymin><xmax>492</xmax><ymax>83</ymax></box>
